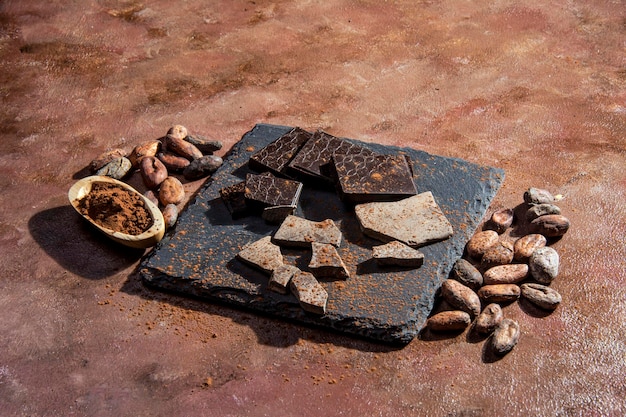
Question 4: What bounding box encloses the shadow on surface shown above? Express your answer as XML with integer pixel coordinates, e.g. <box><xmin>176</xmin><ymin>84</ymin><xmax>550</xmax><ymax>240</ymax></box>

<box><xmin>120</xmin><ymin>268</ymin><xmax>404</xmax><ymax>353</ymax></box>
<box><xmin>29</xmin><ymin>205</ymin><xmax>145</xmax><ymax>280</ymax></box>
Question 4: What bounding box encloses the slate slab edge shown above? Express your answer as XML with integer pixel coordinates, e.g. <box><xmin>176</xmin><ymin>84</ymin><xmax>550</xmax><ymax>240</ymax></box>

<box><xmin>138</xmin><ymin>123</ymin><xmax>504</xmax><ymax>345</ymax></box>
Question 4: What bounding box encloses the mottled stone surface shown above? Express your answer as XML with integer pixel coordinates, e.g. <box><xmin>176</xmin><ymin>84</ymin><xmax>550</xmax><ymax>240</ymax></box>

<box><xmin>139</xmin><ymin>124</ymin><xmax>503</xmax><ymax>343</ymax></box>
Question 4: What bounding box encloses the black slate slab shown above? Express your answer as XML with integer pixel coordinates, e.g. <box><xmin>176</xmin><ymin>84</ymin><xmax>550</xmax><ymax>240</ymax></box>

<box><xmin>139</xmin><ymin>124</ymin><xmax>504</xmax><ymax>344</ymax></box>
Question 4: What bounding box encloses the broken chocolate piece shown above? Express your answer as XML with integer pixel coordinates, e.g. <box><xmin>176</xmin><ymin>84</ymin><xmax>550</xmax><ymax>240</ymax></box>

<box><xmin>268</xmin><ymin>264</ymin><xmax>300</xmax><ymax>294</ymax></box>
<box><xmin>289</xmin><ymin>271</ymin><xmax>328</xmax><ymax>314</ymax></box>
<box><xmin>249</xmin><ymin>127</ymin><xmax>312</xmax><ymax>175</ymax></box>
<box><xmin>244</xmin><ymin>172</ymin><xmax>303</xmax><ymax>211</ymax></box>
<box><xmin>219</xmin><ymin>181</ymin><xmax>251</xmax><ymax>219</ymax></box>
<box><xmin>372</xmin><ymin>241</ymin><xmax>425</xmax><ymax>267</ymax></box>
<box><xmin>308</xmin><ymin>242</ymin><xmax>350</xmax><ymax>279</ymax></box>
<box><xmin>272</xmin><ymin>215</ymin><xmax>342</xmax><ymax>248</ymax></box>
<box><xmin>355</xmin><ymin>191</ymin><xmax>453</xmax><ymax>247</ymax></box>
<box><xmin>329</xmin><ymin>152</ymin><xmax>417</xmax><ymax>204</ymax></box>
<box><xmin>236</xmin><ymin>236</ymin><xmax>284</xmax><ymax>275</ymax></box>
<box><xmin>262</xmin><ymin>205</ymin><xmax>296</xmax><ymax>224</ymax></box>
<box><xmin>286</xmin><ymin>130</ymin><xmax>375</xmax><ymax>184</ymax></box>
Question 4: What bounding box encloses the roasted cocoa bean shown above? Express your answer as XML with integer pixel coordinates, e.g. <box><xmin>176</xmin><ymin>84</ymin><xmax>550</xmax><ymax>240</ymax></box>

<box><xmin>427</xmin><ymin>310</ymin><xmax>471</xmax><ymax>332</ymax></box>
<box><xmin>157</xmin><ymin>151</ymin><xmax>190</xmax><ymax>172</ymax></box>
<box><xmin>140</xmin><ymin>156</ymin><xmax>168</xmax><ymax>189</ymax></box>
<box><xmin>144</xmin><ymin>190</ymin><xmax>159</xmax><ymax>207</ymax></box>
<box><xmin>530</xmin><ymin>214</ymin><xmax>570</xmax><ymax>237</ymax></box>
<box><xmin>164</xmin><ymin>134</ymin><xmax>203</xmax><ymax>160</ymax></box>
<box><xmin>167</xmin><ymin>124</ymin><xmax>188</xmax><ymax>140</ymax></box>
<box><xmin>183</xmin><ymin>155</ymin><xmax>223</xmax><ymax>180</ymax></box>
<box><xmin>158</xmin><ymin>176</ymin><xmax>185</xmax><ymax>205</ymax></box>
<box><xmin>513</xmin><ymin>234</ymin><xmax>547</xmax><ymax>261</ymax></box>
<box><xmin>480</xmin><ymin>240</ymin><xmax>514</xmax><ymax>269</ymax></box>
<box><xmin>129</xmin><ymin>140</ymin><xmax>162</xmax><ymax>167</ymax></box>
<box><xmin>466</xmin><ymin>230</ymin><xmax>499</xmax><ymax>259</ymax></box>
<box><xmin>488</xmin><ymin>208</ymin><xmax>514</xmax><ymax>233</ymax></box>
<box><xmin>451</xmin><ymin>258</ymin><xmax>483</xmax><ymax>290</ymax></box>
<box><xmin>521</xmin><ymin>283</ymin><xmax>562</xmax><ymax>310</ymax></box>
<box><xmin>440</xmin><ymin>279</ymin><xmax>481</xmax><ymax>317</ymax></box>
<box><xmin>491</xmin><ymin>318</ymin><xmax>520</xmax><ymax>355</ymax></box>
<box><xmin>89</xmin><ymin>148</ymin><xmax>127</xmax><ymax>172</ymax></box>
<box><xmin>162</xmin><ymin>203</ymin><xmax>179</xmax><ymax>229</ymax></box>
<box><xmin>524</xmin><ymin>187</ymin><xmax>554</xmax><ymax>205</ymax></box>
<box><xmin>477</xmin><ymin>284</ymin><xmax>520</xmax><ymax>304</ymax></box>
<box><xmin>483</xmin><ymin>264</ymin><xmax>529</xmax><ymax>285</ymax></box>
<box><xmin>525</xmin><ymin>203</ymin><xmax>561</xmax><ymax>222</ymax></box>
<box><xmin>184</xmin><ymin>134</ymin><xmax>223</xmax><ymax>154</ymax></box>
<box><xmin>95</xmin><ymin>157</ymin><xmax>132</xmax><ymax>180</ymax></box>
<box><xmin>474</xmin><ymin>303</ymin><xmax>503</xmax><ymax>335</ymax></box>
<box><xmin>529</xmin><ymin>246</ymin><xmax>559</xmax><ymax>284</ymax></box>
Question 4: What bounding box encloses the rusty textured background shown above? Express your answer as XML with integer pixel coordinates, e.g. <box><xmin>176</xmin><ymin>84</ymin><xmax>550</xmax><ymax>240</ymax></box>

<box><xmin>1</xmin><ymin>1</ymin><xmax>624</xmax><ymax>416</ymax></box>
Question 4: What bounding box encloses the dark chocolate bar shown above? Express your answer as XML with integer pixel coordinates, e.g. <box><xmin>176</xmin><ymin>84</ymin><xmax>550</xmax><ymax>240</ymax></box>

<box><xmin>248</xmin><ymin>127</ymin><xmax>312</xmax><ymax>175</ymax></box>
<box><xmin>329</xmin><ymin>152</ymin><xmax>417</xmax><ymax>204</ymax></box>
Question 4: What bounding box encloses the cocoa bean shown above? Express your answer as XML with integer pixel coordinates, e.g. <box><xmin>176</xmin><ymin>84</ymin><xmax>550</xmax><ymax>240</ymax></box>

<box><xmin>530</xmin><ymin>214</ymin><xmax>570</xmax><ymax>237</ymax></box>
<box><xmin>167</xmin><ymin>124</ymin><xmax>188</xmax><ymax>140</ymax></box>
<box><xmin>140</xmin><ymin>156</ymin><xmax>168</xmax><ymax>189</ymax></box>
<box><xmin>89</xmin><ymin>148</ymin><xmax>127</xmax><ymax>172</ymax></box>
<box><xmin>491</xmin><ymin>318</ymin><xmax>520</xmax><ymax>355</ymax></box>
<box><xmin>183</xmin><ymin>155</ymin><xmax>223</xmax><ymax>180</ymax></box>
<box><xmin>466</xmin><ymin>230</ymin><xmax>499</xmax><ymax>259</ymax></box>
<box><xmin>523</xmin><ymin>187</ymin><xmax>554</xmax><ymax>205</ymax></box>
<box><xmin>529</xmin><ymin>246</ymin><xmax>559</xmax><ymax>284</ymax></box>
<box><xmin>158</xmin><ymin>176</ymin><xmax>185</xmax><ymax>205</ymax></box>
<box><xmin>440</xmin><ymin>279</ymin><xmax>481</xmax><ymax>317</ymax></box>
<box><xmin>95</xmin><ymin>157</ymin><xmax>132</xmax><ymax>180</ymax></box>
<box><xmin>162</xmin><ymin>203</ymin><xmax>179</xmax><ymax>229</ymax></box>
<box><xmin>128</xmin><ymin>140</ymin><xmax>162</xmax><ymax>167</ymax></box>
<box><xmin>164</xmin><ymin>134</ymin><xmax>203</xmax><ymax>160</ymax></box>
<box><xmin>184</xmin><ymin>134</ymin><xmax>223</xmax><ymax>154</ymax></box>
<box><xmin>483</xmin><ymin>264</ymin><xmax>528</xmax><ymax>285</ymax></box>
<box><xmin>513</xmin><ymin>234</ymin><xmax>547</xmax><ymax>261</ymax></box>
<box><xmin>144</xmin><ymin>190</ymin><xmax>159</xmax><ymax>207</ymax></box>
<box><xmin>521</xmin><ymin>283</ymin><xmax>562</xmax><ymax>310</ymax></box>
<box><xmin>450</xmin><ymin>258</ymin><xmax>483</xmax><ymax>290</ymax></box>
<box><xmin>488</xmin><ymin>208</ymin><xmax>514</xmax><ymax>233</ymax></box>
<box><xmin>474</xmin><ymin>303</ymin><xmax>503</xmax><ymax>335</ymax></box>
<box><xmin>427</xmin><ymin>310</ymin><xmax>471</xmax><ymax>332</ymax></box>
<box><xmin>525</xmin><ymin>203</ymin><xmax>561</xmax><ymax>222</ymax></box>
<box><xmin>480</xmin><ymin>240</ymin><xmax>514</xmax><ymax>269</ymax></box>
<box><xmin>477</xmin><ymin>284</ymin><xmax>520</xmax><ymax>304</ymax></box>
<box><xmin>157</xmin><ymin>151</ymin><xmax>190</xmax><ymax>172</ymax></box>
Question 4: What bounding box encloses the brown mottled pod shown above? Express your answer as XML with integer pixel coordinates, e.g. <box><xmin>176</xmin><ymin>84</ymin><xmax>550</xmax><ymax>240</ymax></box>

<box><xmin>157</xmin><ymin>151</ymin><xmax>191</xmax><ymax>172</ymax></box>
<box><xmin>167</xmin><ymin>125</ymin><xmax>188</xmax><ymax>140</ymax></box>
<box><xmin>466</xmin><ymin>230</ymin><xmax>499</xmax><ymax>259</ymax></box>
<box><xmin>183</xmin><ymin>155</ymin><xmax>223</xmax><ymax>180</ymax></box>
<box><xmin>488</xmin><ymin>208</ymin><xmax>514</xmax><ymax>233</ymax></box>
<box><xmin>158</xmin><ymin>176</ymin><xmax>185</xmax><ymax>205</ymax></box>
<box><xmin>427</xmin><ymin>310</ymin><xmax>471</xmax><ymax>332</ymax></box>
<box><xmin>129</xmin><ymin>140</ymin><xmax>162</xmax><ymax>167</ymax></box>
<box><xmin>440</xmin><ymin>279</ymin><xmax>481</xmax><ymax>317</ymax></box>
<box><xmin>474</xmin><ymin>303</ymin><xmax>503</xmax><ymax>335</ymax></box>
<box><xmin>164</xmin><ymin>134</ymin><xmax>203</xmax><ymax>160</ymax></box>
<box><xmin>140</xmin><ymin>156</ymin><xmax>168</xmax><ymax>189</ymax></box>
<box><xmin>481</xmin><ymin>240</ymin><xmax>514</xmax><ymax>269</ymax></box>
<box><xmin>89</xmin><ymin>148</ymin><xmax>127</xmax><ymax>172</ymax></box>
<box><xmin>491</xmin><ymin>318</ymin><xmax>520</xmax><ymax>356</ymax></box>
<box><xmin>477</xmin><ymin>284</ymin><xmax>520</xmax><ymax>304</ymax></box>
<box><xmin>530</xmin><ymin>214</ymin><xmax>570</xmax><ymax>237</ymax></box>
<box><xmin>513</xmin><ymin>234</ymin><xmax>547</xmax><ymax>261</ymax></box>
<box><xmin>162</xmin><ymin>203</ymin><xmax>179</xmax><ymax>229</ymax></box>
<box><xmin>483</xmin><ymin>264</ymin><xmax>529</xmax><ymax>285</ymax></box>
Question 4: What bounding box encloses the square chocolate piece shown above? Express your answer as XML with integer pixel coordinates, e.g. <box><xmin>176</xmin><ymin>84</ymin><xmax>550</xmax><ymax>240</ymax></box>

<box><xmin>248</xmin><ymin>127</ymin><xmax>312</xmax><ymax>175</ymax></box>
<box><xmin>219</xmin><ymin>181</ymin><xmax>250</xmax><ymax>219</ymax></box>
<box><xmin>286</xmin><ymin>130</ymin><xmax>375</xmax><ymax>185</ymax></box>
<box><xmin>244</xmin><ymin>172</ymin><xmax>303</xmax><ymax>211</ymax></box>
<box><xmin>329</xmin><ymin>152</ymin><xmax>417</xmax><ymax>204</ymax></box>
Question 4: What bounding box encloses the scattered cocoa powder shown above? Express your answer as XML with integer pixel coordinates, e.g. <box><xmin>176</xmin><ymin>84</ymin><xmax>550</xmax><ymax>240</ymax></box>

<box><xmin>77</xmin><ymin>182</ymin><xmax>153</xmax><ymax>235</ymax></box>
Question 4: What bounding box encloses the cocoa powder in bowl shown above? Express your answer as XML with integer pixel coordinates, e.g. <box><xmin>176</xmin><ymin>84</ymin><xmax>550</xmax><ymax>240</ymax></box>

<box><xmin>77</xmin><ymin>182</ymin><xmax>153</xmax><ymax>235</ymax></box>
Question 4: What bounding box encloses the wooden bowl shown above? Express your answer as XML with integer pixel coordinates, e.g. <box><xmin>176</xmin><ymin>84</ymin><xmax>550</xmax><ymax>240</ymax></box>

<box><xmin>68</xmin><ymin>176</ymin><xmax>165</xmax><ymax>248</ymax></box>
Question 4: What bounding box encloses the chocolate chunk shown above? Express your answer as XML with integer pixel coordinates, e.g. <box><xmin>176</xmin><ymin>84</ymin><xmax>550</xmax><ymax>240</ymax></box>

<box><xmin>308</xmin><ymin>242</ymin><xmax>350</xmax><ymax>280</ymax></box>
<box><xmin>236</xmin><ymin>236</ymin><xmax>284</xmax><ymax>275</ymax></box>
<box><xmin>354</xmin><ymin>191</ymin><xmax>454</xmax><ymax>247</ymax></box>
<box><xmin>219</xmin><ymin>181</ymin><xmax>251</xmax><ymax>219</ymax></box>
<box><xmin>372</xmin><ymin>240</ymin><xmax>424</xmax><ymax>267</ymax></box>
<box><xmin>286</xmin><ymin>130</ymin><xmax>375</xmax><ymax>184</ymax></box>
<box><xmin>268</xmin><ymin>264</ymin><xmax>300</xmax><ymax>294</ymax></box>
<box><xmin>289</xmin><ymin>271</ymin><xmax>328</xmax><ymax>314</ymax></box>
<box><xmin>248</xmin><ymin>127</ymin><xmax>312</xmax><ymax>175</ymax></box>
<box><xmin>244</xmin><ymin>172</ymin><xmax>303</xmax><ymax>210</ymax></box>
<box><xmin>262</xmin><ymin>205</ymin><xmax>296</xmax><ymax>224</ymax></box>
<box><xmin>328</xmin><ymin>152</ymin><xmax>417</xmax><ymax>204</ymax></box>
<box><xmin>272</xmin><ymin>215</ymin><xmax>343</xmax><ymax>248</ymax></box>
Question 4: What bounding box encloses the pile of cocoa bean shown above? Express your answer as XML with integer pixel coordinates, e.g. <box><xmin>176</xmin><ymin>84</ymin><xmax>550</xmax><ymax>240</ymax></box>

<box><xmin>88</xmin><ymin>125</ymin><xmax>223</xmax><ymax>230</ymax></box>
<box><xmin>426</xmin><ymin>187</ymin><xmax>570</xmax><ymax>358</ymax></box>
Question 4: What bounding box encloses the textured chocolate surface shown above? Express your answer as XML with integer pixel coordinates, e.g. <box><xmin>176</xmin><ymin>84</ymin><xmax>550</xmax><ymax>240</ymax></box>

<box><xmin>286</xmin><ymin>130</ymin><xmax>375</xmax><ymax>184</ymax></box>
<box><xmin>330</xmin><ymin>152</ymin><xmax>417</xmax><ymax>204</ymax></box>
<box><xmin>139</xmin><ymin>124</ymin><xmax>504</xmax><ymax>344</ymax></box>
<box><xmin>219</xmin><ymin>181</ymin><xmax>249</xmax><ymax>219</ymax></box>
<box><xmin>244</xmin><ymin>172</ymin><xmax>303</xmax><ymax>209</ymax></box>
<box><xmin>248</xmin><ymin>126</ymin><xmax>312</xmax><ymax>175</ymax></box>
